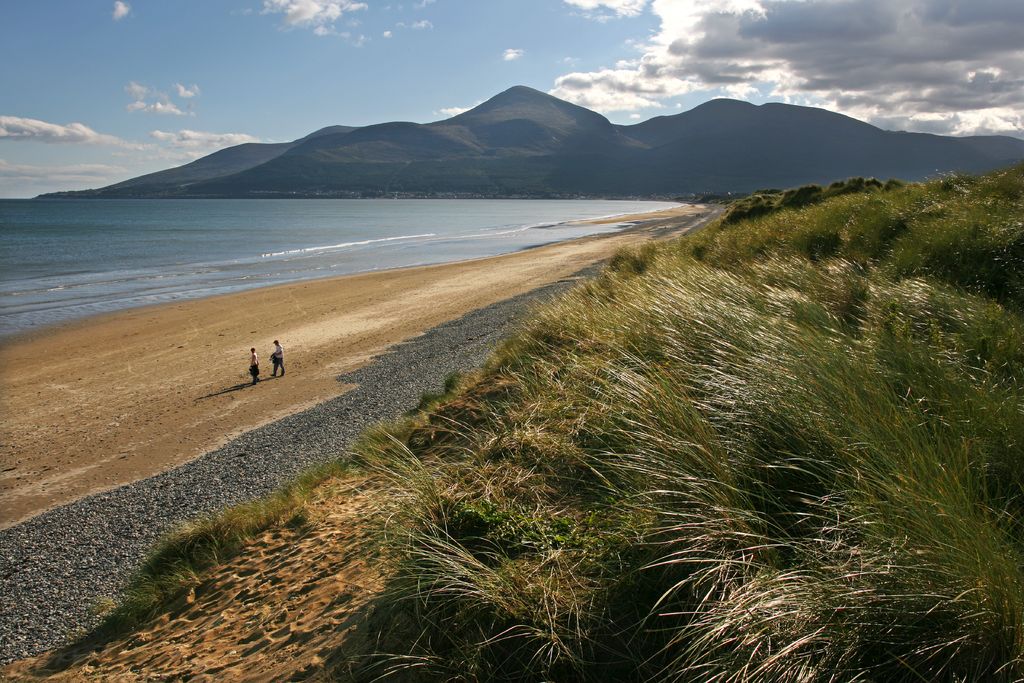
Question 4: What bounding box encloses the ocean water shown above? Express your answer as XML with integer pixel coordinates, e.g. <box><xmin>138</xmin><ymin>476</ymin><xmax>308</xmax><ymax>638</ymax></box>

<box><xmin>0</xmin><ymin>198</ymin><xmax>677</xmax><ymax>336</ymax></box>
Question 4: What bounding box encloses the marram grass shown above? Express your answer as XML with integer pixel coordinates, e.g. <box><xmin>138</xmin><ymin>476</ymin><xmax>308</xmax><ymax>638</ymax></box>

<box><xmin>357</xmin><ymin>164</ymin><xmax>1024</xmax><ymax>681</ymax></box>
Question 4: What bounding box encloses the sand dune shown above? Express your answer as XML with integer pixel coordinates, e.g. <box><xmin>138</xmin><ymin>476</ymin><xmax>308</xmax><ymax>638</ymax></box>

<box><xmin>3</xmin><ymin>475</ymin><xmax>386</xmax><ymax>681</ymax></box>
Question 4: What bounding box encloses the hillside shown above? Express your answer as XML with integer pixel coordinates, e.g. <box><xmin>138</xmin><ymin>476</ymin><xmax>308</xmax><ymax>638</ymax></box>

<box><xmin>40</xmin><ymin>87</ymin><xmax>1024</xmax><ymax>198</ymax></box>
<box><xmin>39</xmin><ymin>125</ymin><xmax>358</xmax><ymax>198</ymax></box>
<box><xmin>11</xmin><ymin>164</ymin><xmax>1024</xmax><ymax>681</ymax></box>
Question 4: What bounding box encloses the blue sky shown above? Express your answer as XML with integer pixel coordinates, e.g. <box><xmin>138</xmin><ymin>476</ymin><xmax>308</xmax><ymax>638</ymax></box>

<box><xmin>2</xmin><ymin>0</ymin><xmax>1022</xmax><ymax>197</ymax></box>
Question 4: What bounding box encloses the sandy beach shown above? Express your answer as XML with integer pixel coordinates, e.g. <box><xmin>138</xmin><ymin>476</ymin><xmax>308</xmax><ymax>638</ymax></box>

<box><xmin>0</xmin><ymin>204</ymin><xmax>711</xmax><ymax>528</ymax></box>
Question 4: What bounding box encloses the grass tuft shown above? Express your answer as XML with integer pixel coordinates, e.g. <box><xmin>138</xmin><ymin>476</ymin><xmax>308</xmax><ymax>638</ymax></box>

<box><xmin>721</xmin><ymin>176</ymin><xmax>893</xmax><ymax>225</ymax></box>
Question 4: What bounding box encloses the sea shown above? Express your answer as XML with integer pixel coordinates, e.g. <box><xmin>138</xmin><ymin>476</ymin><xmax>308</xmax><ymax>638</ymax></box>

<box><xmin>0</xmin><ymin>198</ymin><xmax>678</xmax><ymax>336</ymax></box>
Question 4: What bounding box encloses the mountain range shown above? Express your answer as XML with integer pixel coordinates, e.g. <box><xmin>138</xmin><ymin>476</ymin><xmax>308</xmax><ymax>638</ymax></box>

<box><xmin>41</xmin><ymin>86</ymin><xmax>1024</xmax><ymax>199</ymax></box>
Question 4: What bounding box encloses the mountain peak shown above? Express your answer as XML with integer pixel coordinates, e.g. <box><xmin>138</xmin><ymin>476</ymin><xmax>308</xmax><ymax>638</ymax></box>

<box><xmin>690</xmin><ymin>97</ymin><xmax>756</xmax><ymax>111</ymax></box>
<box><xmin>490</xmin><ymin>85</ymin><xmax>554</xmax><ymax>102</ymax></box>
<box><xmin>453</xmin><ymin>85</ymin><xmax>574</xmax><ymax>117</ymax></box>
<box><xmin>300</xmin><ymin>125</ymin><xmax>357</xmax><ymax>141</ymax></box>
<box><xmin>445</xmin><ymin>85</ymin><xmax>614</xmax><ymax>136</ymax></box>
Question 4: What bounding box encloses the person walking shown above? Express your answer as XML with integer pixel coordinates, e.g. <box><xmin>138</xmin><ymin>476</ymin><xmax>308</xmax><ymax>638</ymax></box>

<box><xmin>249</xmin><ymin>347</ymin><xmax>260</xmax><ymax>385</ymax></box>
<box><xmin>271</xmin><ymin>340</ymin><xmax>285</xmax><ymax>377</ymax></box>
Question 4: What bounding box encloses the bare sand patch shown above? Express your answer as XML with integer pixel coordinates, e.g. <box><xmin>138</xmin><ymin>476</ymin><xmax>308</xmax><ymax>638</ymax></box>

<box><xmin>2</xmin><ymin>475</ymin><xmax>388</xmax><ymax>681</ymax></box>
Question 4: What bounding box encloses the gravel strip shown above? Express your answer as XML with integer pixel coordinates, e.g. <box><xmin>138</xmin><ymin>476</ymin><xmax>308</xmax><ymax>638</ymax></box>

<box><xmin>0</xmin><ymin>268</ymin><xmax>596</xmax><ymax>664</ymax></box>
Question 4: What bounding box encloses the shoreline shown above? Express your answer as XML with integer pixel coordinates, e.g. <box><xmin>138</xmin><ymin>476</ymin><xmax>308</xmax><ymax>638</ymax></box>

<box><xmin>0</xmin><ymin>203</ymin><xmax>715</xmax><ymax>528</ymax></box>
<box><xmin>0</xmin><ymin>200</ymin><xmax>685</xmax><ymax>343</ymax></box>
<box><xmin>0</xmin><ymin>202</ymin><xmax>670</xmax><ymax>346</ymax></box>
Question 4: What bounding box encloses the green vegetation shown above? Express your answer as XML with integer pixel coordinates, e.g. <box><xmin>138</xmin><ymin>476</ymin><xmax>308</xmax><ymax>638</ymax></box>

<box><xmin>357</xmin><ymin>164</ymin><xmax>1024</xmax><ymax>680</ymax></box>
<box><xmin>721</xmin><ymin>176</ymin><xmax>905</xmax><ymax>225</ymax></box>
<box><xmin>699</xmin><ymin>168</ymin><xmax>1024</xmax><ymax>308</ymax></box>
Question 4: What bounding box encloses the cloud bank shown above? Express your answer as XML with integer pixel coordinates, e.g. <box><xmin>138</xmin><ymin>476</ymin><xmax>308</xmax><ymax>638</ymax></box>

<box><xmin>0</xmin><ymin>159</ymin><xmax>125</xmax><ymax>183</ymax></box>
<box><xmin>0</xmin><ymin>116</ymin><xmax>129</xmax><ymax>146</ymax></box>
<box><xmin>553</xmin><ymin>0</ymin><xmax>1024</xmax><ymax>137</ymax></box>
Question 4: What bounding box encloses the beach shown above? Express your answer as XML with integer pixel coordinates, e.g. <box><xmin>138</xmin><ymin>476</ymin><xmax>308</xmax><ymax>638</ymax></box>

<box><xmin>0</xmin><ymin>203</ymin><xmax>709</xmax><ymax>529</ymax></box>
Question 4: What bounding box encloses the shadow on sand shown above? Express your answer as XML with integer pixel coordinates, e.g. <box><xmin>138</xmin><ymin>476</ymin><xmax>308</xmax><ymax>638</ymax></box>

<box><xmin>196</xmin><ymin>376</ymin><xmax>278</xmax><ymax>401</ymax></box>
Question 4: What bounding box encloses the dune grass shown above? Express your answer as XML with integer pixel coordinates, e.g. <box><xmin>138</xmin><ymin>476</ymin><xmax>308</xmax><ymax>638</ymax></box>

<box><xmin>694</xmin><ymin>167</ymin><xmax>1024</xmax><ymax>309</ymax></box>
<box><xmin>355</xmin><ymin>164</ymin><xmax>1024</xmax><ymax>681</ymax></box>
<box><xmin>720</xmin><ymin>176</ymin><xmax>905</xmax><ymax>226</ymax></box>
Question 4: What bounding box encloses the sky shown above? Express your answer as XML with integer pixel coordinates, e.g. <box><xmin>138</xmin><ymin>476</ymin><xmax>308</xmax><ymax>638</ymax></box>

<box><xmin>2</xmin><ymin>0</ymin><xmax>1022</xmax><ymax>198</ymax></box>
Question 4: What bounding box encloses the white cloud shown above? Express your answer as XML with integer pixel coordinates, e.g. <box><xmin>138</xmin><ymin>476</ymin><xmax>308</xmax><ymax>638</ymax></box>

<box><xmin>0</xmin><ymin>116</ymin><xmax>130</xmax><ymax>146</ymax></box>
<box><xmin>436</xmin><ymin>104</ymin><xmax>473</xmax><ymax>117</ymax></box>
<box><xmin>382</xmin><ymin>30</ymin><xmax>393</xmax><ymax>37</ymax></box>
<box><xmin>503</xmin><ymin>48</ymin><xmax>525</xmax><ymax>61</ymax></box>
<box><xmin>0</xmin><ymin>158</ymin><xmax>125</xmax><ymax>183</ymax></box>
<box><xmin>0</xmin><ymin>159</ymin><xmax>136</xmax><ymax>197</ymax></box>
<box><xmin>564</xmin><ymin>0</ymin><xmax>649</xmax><ymax>19</ymax></box>
<box><xmin>112</xmin><ymin>1</ymin><xmax>131</xmax><ymax>21</ymax></box>
<box><xmin>950</xmin><ymin>108</ymin><xmax>1024</xmax><ymax>137</ymax></box>
<box><xmin>261</xmin><ymin>0</ymin><xmax>368</xmax><ymax>33</ymax></box>
<box><xmin>550</xmin><ymin>0</ymin><xmax>1024</xmax><ymax>137</ymax></box>
<box><xmin>872</xmin><ymin>107</ymin><xmax>1024</xmax><ymax>138</ymax></box>
<box><xmin>125</xmin><ymin>81</ymin><xmax>149</xmax><ymax>101</ymax></box>
<box><xmin>174</xmin><ymin>83</ymin><xmax>201</xmax><ymax>98</ymax></box>
<box><xmin>311</xmin><ymin>25</ymin><xmax>368</xmax><ymax>42</ymax></box>
<box><xmin>150</xmin><ymin>129</ymin><xmax>261</xmax><ymax>156</ymax></box>
<box><xmin>127</xmin><ymin>100</ymin><xmax>186</xmax><ymax>115</ymax></box>
<box><xmin>414</xmin><ymin>0</ymin><xmax>436</xmax><ymax>7</ymax></box>
<box><xmin>396</xmin><ymin>19</ymin><xmax>433</xmax><ymax>30</ymax></box>
<box><xmin>125</xmin><ymin>82</ymin><xmax>190</xmax><ymax>116</ymax></box>
<box><xmin>552</xmin><ymin>66</ymin><xmax>682</xmax><ymax>110</ymax></box>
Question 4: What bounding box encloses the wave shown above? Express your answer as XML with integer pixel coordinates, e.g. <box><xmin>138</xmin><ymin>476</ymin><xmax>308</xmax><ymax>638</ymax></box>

<box><xmin>443</xmin><ymin>222</ymin><xmax>565</xmax><ymax>240</ymax></box>
<box><xmin>261</xmin><ymin>233</ymin><xmax>437</xmax><ymax>258</ymax></box>
<box><xmin>487</xmin><ymin>223</ymin><xmax>551</xmax><ymax>235</ymax></box>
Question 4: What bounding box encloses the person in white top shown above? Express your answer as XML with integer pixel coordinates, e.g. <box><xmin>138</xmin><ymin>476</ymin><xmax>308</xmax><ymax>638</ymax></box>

<box><xmin>271</xmin><ymin>340</ymin><xmax>285</xmax><ymax>377</ymax></box>
<box><xmin>249</xmin><ymin>347</ymin><xmax>260</xmax><ymax>385</ymax></box>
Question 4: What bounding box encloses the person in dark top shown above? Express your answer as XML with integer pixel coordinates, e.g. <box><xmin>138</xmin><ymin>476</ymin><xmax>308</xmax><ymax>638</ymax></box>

<box><xmin>271</xmin><ymin>340</ymin><xmax>284</xmax><ymax>377</ymax></box>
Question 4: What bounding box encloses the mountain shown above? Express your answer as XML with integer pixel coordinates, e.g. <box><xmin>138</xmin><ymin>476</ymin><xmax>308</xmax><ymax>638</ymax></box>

<box><xmin>620</xmin><ymin>99</ymin><xmax>1024</xmax><ymax>193</ymax></box>
<box><xmin>41</xmin><ymin>125</ymin><xmax>358</xmax><ymax>198</ymax></box>
<box><xmin>173</xmin><ymin>86</ymin><xmax>643</xmax><ymax>198</ymax></box>
<box><xmin>40</xmin><ymin>86</ymin><xmax>1024</xmax><ymax>198</ymax></box>
<box><xmin>443</xmin><ymin>85</ymin><xmax>634</xmax><ymax>152</ymax></box>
